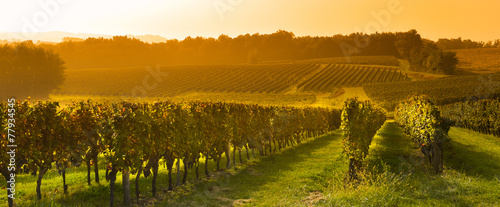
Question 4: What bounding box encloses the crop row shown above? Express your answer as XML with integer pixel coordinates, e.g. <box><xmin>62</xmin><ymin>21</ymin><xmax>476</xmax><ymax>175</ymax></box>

<box><xmin>364</xmin><ymin>73</ymin><xmax>500</xmax><ymax>110</ymax></box>
<box><xmin>299</xmin><ymin>64</ymin><xmax>409</xmax><ymax>92</ymax></box>
<box><xmin>441</xmin><ymin>99</ymin><xmax>500</xmax><ymax>137</ymax></box>
<box><xmin>58</xmin><ymin>64</ymin><xmax>322</xmax><ymax>97</ymax></box>
<box><xmin>395</xmin><ymin>95</ymin><xmax>452</xmax><ymax>173</ymax></box>
<box><xmin>298</xmin><ymin>56</ymin><xmax>400</xmax><ymax>66</ymax></box>
<box><xmin>340</xmin><ymin>98</ymin><xmax>386</xmax><ymax>180</ymax></box>
<box><xmin>0</xmin><ymin>100</ymin><xmax>341</xmax><ymax>206</ymax></box>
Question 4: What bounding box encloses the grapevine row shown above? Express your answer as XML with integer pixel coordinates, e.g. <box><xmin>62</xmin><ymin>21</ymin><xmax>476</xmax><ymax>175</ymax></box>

<box><xmin>299</xmin><ymin>64</ymin><xmax>407</xmax><ymax>92</ymax></box>
<box><xmin>441</xmin><ymin>99</ymin><xmax>500</xmax><ymax>137</ymax></box>
<box><xmin>340</xmin><ymin>98</ymin><xmax>386</xmax><ymax>180</ymax></box>
<box><xmin>394</xmin><ymin>95</ymin><xmax>452</xmax><ymax>173</ymax></box>
<box><xmin>0</xmin><ymin>100</ymin><xmax>341</xmax><ymax>206</ymax></box>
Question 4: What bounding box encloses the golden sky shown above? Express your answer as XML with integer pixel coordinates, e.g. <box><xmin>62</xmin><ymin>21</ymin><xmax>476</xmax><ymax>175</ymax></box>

<box><xmin>0</xmin><ymin>0</ymin><xmax>499</xmax><ymax>41</ymax></box>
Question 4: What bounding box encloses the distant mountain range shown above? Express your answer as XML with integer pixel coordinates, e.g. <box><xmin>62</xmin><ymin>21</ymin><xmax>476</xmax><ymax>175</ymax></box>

<box><xmin>0</xmin><ymin>31</ymin><xmax>169</xmax><ymax>44</ymax></box>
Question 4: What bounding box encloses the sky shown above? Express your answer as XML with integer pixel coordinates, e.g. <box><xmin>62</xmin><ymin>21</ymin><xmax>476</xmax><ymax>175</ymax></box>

<box><xmin>0</xmin><ymin>0</ymin><xmax>499</xmax><ymax>42</ymax></box>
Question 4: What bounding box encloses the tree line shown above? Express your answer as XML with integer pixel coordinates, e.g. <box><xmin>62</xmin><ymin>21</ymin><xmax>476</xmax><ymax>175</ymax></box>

<box><xmin>436</xmin><ymin>37</ymin><xmax>500</xmax><ymax>50</ymax></box>
<box><xmin>0</xmin><ymin>42</ymin><xmax>65</xmax><ymax>100</ymax></box>
<box><xmin>31</xmin><ymin>30</ymin><xmax>456</xmax><ymax>74</ymax></box>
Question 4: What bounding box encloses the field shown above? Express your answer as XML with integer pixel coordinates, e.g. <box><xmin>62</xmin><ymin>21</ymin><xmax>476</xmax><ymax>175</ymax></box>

<box><xmin>4</xmin><ymin>2</ymin><xmax>500</xmax><ymax>206</ymax></box>
<box><xmin>49</xmin><ymin>93</ymin><xmax>318</xmax><ymax>108</ymax></box>
<box><xmin>56</xmin><ymin>63</ymin><xmax>408</xmax><ymax>105</ymax></box>
<box><xmin>363</xmin><ymin>72</ymin><xmax>500</xmax><ymax>110</ymax></box>
<box><xmin>452</xmin><ymin>48</ymin><xmax>500</xmax><ymax>74</ymax></box>
<box><xmin>298</xmin><ymin>64</ymin><xmax>408</xmax><ymax>92</ymax></box>
<box><xmin>295</xmin><ymin>56</ymin><xmax>400</xmax><ymax>66</ymax></box>
<box><xmin>5</xmin><ymin>55</ymin><xmax>500</xmax><ymax>207</ymax></box>
<box><xmin>57</xmin><ymin>64</ymin><xmax>321</xmax><ymax>97</ymax></box>
<box><xmin>3</xmin><ymin>121</ymin><xmax>499</xmax><ymax>206</ymax></box>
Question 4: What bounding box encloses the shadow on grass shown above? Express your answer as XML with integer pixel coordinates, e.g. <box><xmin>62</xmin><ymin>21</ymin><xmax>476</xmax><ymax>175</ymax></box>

<box><xmin>164</xmin><ymin>132</ymin><xmax>342</xmax><ymax>206</ymax></box>
<box><xmin>353</xmin><ymin>122</ymin><xmax>499</xmax><ymax>206</ymax></box>
<box><xmin>366</xmin><ymin>121</ymin><xmax>418</xmax><ymax>174</ymax></box>
<box><xmin>445</xmin><ymin>130</ymin><xmax>500</xmax><ymax>180</ymax></box>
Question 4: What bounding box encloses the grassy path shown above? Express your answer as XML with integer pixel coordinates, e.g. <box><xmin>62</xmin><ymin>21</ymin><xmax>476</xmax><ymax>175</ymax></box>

<box><xmin>446</xmin><ymin>127</ymin><xmax>500</xmax><ymax>179</ymax></box>
<box><xmin>328</xmin><ymin>121</ymin><xmax>500</xmax><ymax>206</ymax></box>
<box><xmin>159</xmin><ymin>131</ymin><xmax>346</xmax><ymax>207</ymax></box>
<box><xmin>161</xmin><ymin>120</ymin><xmax>500</xmax><ymax>207</ymax></box>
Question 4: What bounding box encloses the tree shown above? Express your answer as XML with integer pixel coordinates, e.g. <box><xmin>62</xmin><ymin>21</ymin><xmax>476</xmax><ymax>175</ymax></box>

<box><xmin>0</xmin><ymin>42</ymin><xmax>65</xmax><ymax>100</ymax></box>
<box><xmin>395</xmin><ymin>29</ymin><xmax>423</xmax><ymax>60</ymax></box>
<box><xmin>440</xmin><ymin>51</ymin><xmax>458</xmax><ymax>75</ymax></box>
<box><xmin>397</xmin><ymin>31</ymin><xmax>458</xmax><ymax>75</ymax></box>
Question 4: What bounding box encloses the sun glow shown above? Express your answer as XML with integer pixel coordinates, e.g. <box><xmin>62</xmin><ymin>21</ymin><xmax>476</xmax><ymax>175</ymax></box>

<box><xmin>0</xmin><ymin>0</ymin><xmax>499</xmax><ymax>41</ymax></box>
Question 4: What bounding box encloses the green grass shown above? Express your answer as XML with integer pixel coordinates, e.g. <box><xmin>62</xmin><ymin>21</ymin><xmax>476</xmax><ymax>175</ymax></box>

<box><xmin>158</xmin><ymin>132</ymin><xmax>345</xmax><ymax>206</ymax></box>
<box><xmin>446</xmin><ymin>127</ymin><xmax>500</xmax><ymax>179</ymax></box>
<box><xmin>2</xmin><ymin>122</ymin><xmax>499</xmax><ymax>206</ymax></box>
<box><xmin>326</xmin><ymin>121</ymin><xmax>500</xmax><ymax>206</ymax></box>
<box><xmin>0</xmin><ymin>135</ymin><xmax>330</xmax><ymax>207</ymax></box>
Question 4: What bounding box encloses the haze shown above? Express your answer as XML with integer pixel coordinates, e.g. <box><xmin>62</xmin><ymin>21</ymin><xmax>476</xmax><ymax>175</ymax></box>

<box><xmin>0</xmin><ymin>0</ymin><xmax>499</xmax><ymax>41</ymax></box>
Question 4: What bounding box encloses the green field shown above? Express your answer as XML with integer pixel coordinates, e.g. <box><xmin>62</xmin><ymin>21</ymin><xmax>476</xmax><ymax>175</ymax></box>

<box><xmin>3</xmin><ymin>121</ymin><xmax>498</xmax><ymax>206</ymax></box>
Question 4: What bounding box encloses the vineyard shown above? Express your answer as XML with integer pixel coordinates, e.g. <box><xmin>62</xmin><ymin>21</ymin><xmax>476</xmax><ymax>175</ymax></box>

<box><xmin>441</xmin><ymin>99</ymin><xmax>500</xmax><ymax>137</ymax></box>
<box><xmin>57</xmin><ymin>63</ymin><xmax>409</xmax><ymax>100</ymax></box>
<box><xmin>0</xmin><ymin>100</ymin><xmax>340</xmax><ymax>206</ymax></box>
<box><xmin>364</xmin><ymin>72</ymin><xmax>500</xmax><ymax>110</ymax></box>
<box><xmin>4</xmin><ymin>54</ymin><xmax>500</xmax><ymax>207</ymax></box>
<box><xmin>297</xmin><ymin>56</ymin><xmax>400</xmax><ymax>66</ymax></box>
<box><xmin>340</xmin><ymin>98</ymin><xmax>386</xmax><ymax>179</ymax></box>
<box><xmin>395</xmin><ymin>95</ymin><xmax>452</xmax><ymax>173</ymax></box>
<box><xmin>58</xmin><ymin>64</ymin><xmax>322</xmax><ymax>97</ymax></box>
<box><xmin>452</xmin><ymin>48</ymin><xmax>500</xmax><ymax>74</ymax></box>
<box><xmin>298</xmin><ymin>64</ymin><xmax>409</xmax><ymax>92</ymax></box>
<box><xmin>1</xmin><ymin>96</ymin><xmax>499</xmax><ymax>206</ymax></box>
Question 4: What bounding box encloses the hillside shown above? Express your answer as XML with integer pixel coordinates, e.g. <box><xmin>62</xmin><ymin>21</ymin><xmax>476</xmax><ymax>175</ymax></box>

<box><xmin>55</xmin><ymin>63</ymin><xmax>409</xmax><ymax>105</ymax></box>
<box><xmin>452</xmin><ymin>48</ymin><xmax>500</xmax><ymax>74</ymax></box>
